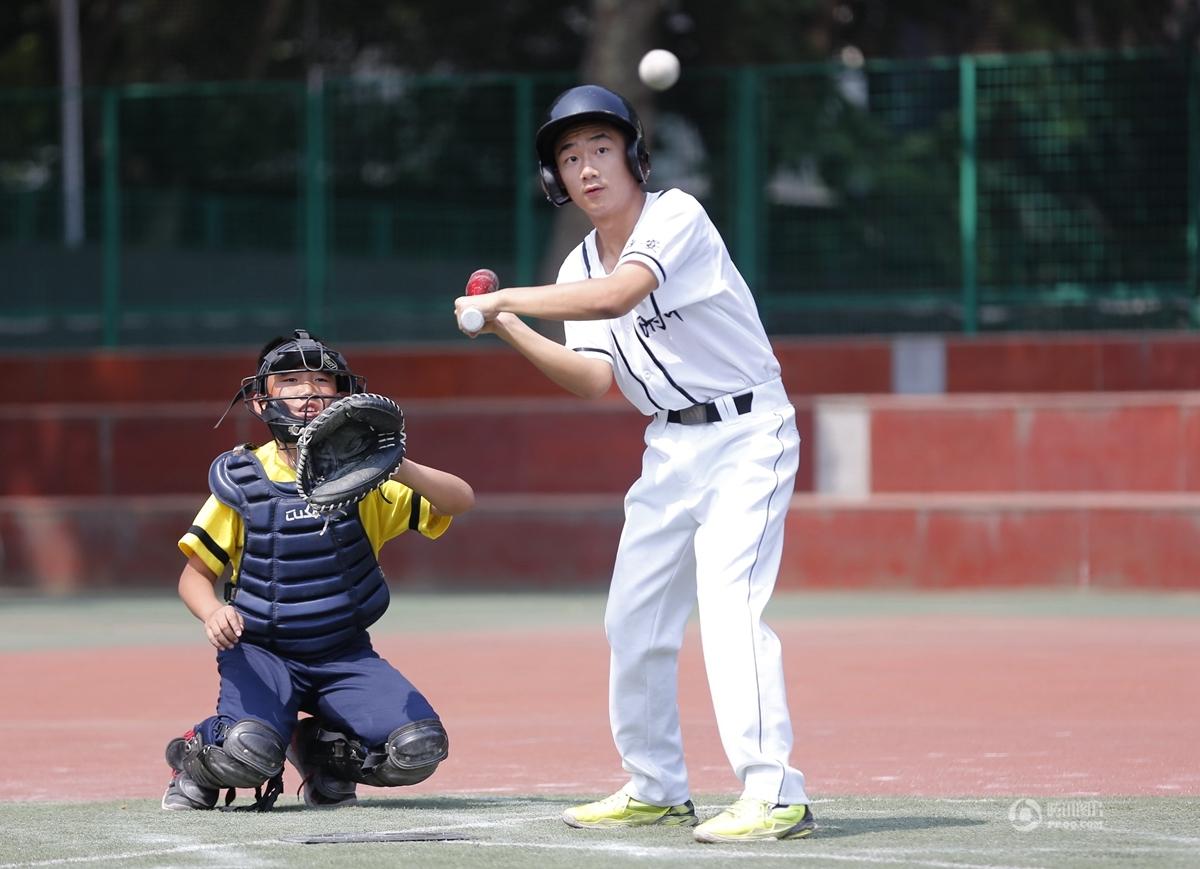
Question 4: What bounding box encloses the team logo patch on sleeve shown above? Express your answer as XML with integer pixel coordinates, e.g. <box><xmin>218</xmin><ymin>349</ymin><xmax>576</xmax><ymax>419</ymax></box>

<box><xmin>626</xmin><ymin>237</ymin><xmax>660</xmax><ymax>252</ymax></box>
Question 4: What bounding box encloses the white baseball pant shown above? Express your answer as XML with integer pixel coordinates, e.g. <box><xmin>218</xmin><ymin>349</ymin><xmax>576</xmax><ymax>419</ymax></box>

<box><xmin>603</xmin><ymin>378</ymin><xmax>810</xmax><ymax>807</ymax></box>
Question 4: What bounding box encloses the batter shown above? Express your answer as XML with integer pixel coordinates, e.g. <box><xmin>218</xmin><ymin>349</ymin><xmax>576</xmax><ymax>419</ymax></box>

<box><xmin>454</xmin><ymin>85</ymin><xmax>814</xmax><ymax>844</ymax></box>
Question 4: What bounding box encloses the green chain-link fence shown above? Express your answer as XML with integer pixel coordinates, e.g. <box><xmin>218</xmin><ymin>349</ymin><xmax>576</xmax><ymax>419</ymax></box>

<box><xmin>1</xmin><ymin>50</ymin><xmax>1197</xmax><ymax>349</ymax></box>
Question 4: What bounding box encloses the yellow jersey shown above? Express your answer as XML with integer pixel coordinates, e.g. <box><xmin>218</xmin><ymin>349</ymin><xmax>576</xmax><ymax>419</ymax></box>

<box><xmin>178</xmin><ymin>440</ymin><xmax>450</xmax><ymax>580</ymax></box>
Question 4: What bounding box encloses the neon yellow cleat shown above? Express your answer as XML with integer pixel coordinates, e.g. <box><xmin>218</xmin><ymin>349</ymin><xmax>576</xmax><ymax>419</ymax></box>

<box><xmin>694</xmin><ymin>798</ymin><xmax>816</xmax><ymax>843</ymax></box>
<box><xmin>562</xmin><ymin>789</ymin><xmax>699</xmax><ymax>828</ymax></box>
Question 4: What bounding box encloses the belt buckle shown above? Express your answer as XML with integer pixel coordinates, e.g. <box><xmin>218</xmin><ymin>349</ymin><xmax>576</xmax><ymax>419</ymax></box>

<box><xmin>679</xmin><ymin>404</ymin><xmax>709</xmax><ymax>425</ymax></box>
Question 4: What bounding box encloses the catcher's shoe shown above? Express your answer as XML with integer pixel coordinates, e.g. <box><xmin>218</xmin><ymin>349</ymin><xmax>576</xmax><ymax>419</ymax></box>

<box><xmin>161</xmin><ymin>733</ymin><xmax>218</xmax><ymax>811</ymax></box>
<box><xmin>287</xmin><ymin>717</ymin><xmax>359</xmax><ymax>808</ymax></box>
<box><xmin>693</xmin><ymin>798</ymin><xmax>816</xmax><ymax>843</ymax></box>
<box><xmin>161</xmin><ymin>770</ymin><xmax>218</xmax><ymax>811</ymax></box>
<box><xmin>562</xmin><ymin>789</ymin><xmax>699</xmax><ymax>828</ymax></box>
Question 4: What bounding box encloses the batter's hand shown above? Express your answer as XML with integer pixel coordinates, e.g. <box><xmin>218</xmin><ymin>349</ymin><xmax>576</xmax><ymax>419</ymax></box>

<box><xmin>204</xmin><ymin>604</ymin><xmax>243</xmax><ymax>650</ymax></box>
<box><xmin>454</xmin><ymin>291</ymin><xmax>501</xmax><ymax>336</ymax></box>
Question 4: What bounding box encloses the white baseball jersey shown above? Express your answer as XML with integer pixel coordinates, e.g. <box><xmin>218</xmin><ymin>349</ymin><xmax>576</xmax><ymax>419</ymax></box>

<box><xmin>556</xmin><ymin>188</ymin><xmax>810</xmax><ymax>809</ymax></box>
<box><xmin>561</xmin><ymin>189</ymin><xmax>781</xmax><ymax>415</ymax></box>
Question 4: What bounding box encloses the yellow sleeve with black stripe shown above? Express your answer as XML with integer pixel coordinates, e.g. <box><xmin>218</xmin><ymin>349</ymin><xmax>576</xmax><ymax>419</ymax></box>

<box><xmin>178</xmin><ymin>494</ymin><xmax>242</xmax><ymax>579</ymax></box>
<box><xmin>179</xmin><ymin>473</ymin><xmax>450</xmax><ymax>574</ymax></box>
<box><xmin>358</xmin><ymin>480</ymin><xmax>452</xmax><ymax>556</ymax></box>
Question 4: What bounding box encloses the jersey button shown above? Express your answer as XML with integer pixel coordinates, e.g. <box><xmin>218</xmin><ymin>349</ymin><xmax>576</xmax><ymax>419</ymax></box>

<box><xmin>643</xmin><ymin>370</ymin><xmax>655</xmax><ymax>380</ymax></box>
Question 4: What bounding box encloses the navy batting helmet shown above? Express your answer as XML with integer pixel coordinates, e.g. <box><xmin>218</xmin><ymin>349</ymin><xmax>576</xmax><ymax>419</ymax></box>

<box><xmin>535</xmin><ymin>85</ymin><xmax>651</xmax><ymax>207</ymax></box>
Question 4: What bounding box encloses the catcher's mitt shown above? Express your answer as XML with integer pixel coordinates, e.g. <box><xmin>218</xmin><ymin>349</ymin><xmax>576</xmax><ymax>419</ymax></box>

<box><xmin>295</xmin><ymin>393</ymin><xmax>406</xmax><ymax>513</ymax></box>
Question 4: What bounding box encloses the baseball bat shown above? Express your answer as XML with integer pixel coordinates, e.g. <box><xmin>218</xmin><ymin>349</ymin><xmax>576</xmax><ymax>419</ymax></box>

<box><xmin>459</xmin><ymin>268</ymin><xmax>498</xmax><ymax>333</ymax></box>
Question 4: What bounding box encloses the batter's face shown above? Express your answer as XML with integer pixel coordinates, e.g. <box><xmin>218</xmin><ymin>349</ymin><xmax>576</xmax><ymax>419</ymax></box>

<box><xmin>260</xmin><ymin>370</ymin><xmax>339</xmax><ymax>420</ymax></box>
<box><xmin>554</xmin><ymin>122</ymin><xmax>642</xmax><ymax>217</ymax></box>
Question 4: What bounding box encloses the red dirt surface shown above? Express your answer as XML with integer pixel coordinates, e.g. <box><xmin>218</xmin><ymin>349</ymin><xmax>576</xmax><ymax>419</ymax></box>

<box><xmin>1</xmin><ymin>617</ymin><xmax>1196</xmax><ymax>802</ymax></box>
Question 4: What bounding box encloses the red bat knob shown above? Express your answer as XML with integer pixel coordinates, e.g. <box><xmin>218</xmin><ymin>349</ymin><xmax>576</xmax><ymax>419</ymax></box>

<box><xmin>466</xmin><ymin>269</ymin><xmax>499</xmax><ymax>297</ymax></box>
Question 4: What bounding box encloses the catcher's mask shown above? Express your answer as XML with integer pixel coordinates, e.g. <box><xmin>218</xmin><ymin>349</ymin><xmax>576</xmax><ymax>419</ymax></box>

<box><xmin>215</xmin><ymin>329</ymin><xmax>366</xmax><ymax>444</ymax></box>
<box><xmin>535</xmin><ymin>84</ymin><xmax>650</xmax><ymax>207</ymax></box>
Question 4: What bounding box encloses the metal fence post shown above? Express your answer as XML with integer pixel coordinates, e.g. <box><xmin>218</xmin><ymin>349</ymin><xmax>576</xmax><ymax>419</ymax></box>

<box><xmin>959</xmin><ymin>55</ymin><xmax>978</xmax><ymax>335</ymax></box>
<box><xmin>303</xmin><ymin>74</ymin><xmax>327</xmax><ymax>334</ymax></box>
<box><xmin>731</xmin><ymin>67</ymin><xmax>761</xmax><ymax>295</ymax></box>
<box><xmin>58</xmin><ymin>0</ymin><xmax>84</xmax><ymax>249</ymax></box>
<box><xmin>101</xmin><ymin>87</ymin><xmax>121</xmax><ymax>348</ymax></box>
<box><xmin>1188</xmin><ymin>52</ymin><xmax>1199</xmax><ymax>325</ymax></box>
<box><xmin>513</xmin><ymin>75</ymin><xmax>536</xmax><ymax>286</ymax></box>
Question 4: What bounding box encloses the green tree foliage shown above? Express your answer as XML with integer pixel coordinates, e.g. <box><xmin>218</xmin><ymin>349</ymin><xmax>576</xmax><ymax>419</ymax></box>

<box><xmin>1</xmin><ymin>0</ymin><xmax>1196</xmax><ymax>87</ymax></box>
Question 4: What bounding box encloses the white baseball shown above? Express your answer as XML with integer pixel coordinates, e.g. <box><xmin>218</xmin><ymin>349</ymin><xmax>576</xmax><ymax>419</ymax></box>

<box><xmin>459</xmin><ymin>307</ymin><xmax>485</xmax><ymax>333</ymax></box>
<box><xmin>638</xmin><ymin>49</ymin><xmax>680</xmax><ymax>92</ymax></box>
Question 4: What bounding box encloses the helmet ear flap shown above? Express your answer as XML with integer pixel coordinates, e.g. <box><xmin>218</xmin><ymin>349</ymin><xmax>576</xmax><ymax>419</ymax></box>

<box><xmin>629</xmin><ymin>140</ymin><xmax>651</xmax><ymax>184</ymax></box>
<box><xmin>539</xmin><ymin>164</ymin><xmax>571</xmax><ymax>208</ymax></box>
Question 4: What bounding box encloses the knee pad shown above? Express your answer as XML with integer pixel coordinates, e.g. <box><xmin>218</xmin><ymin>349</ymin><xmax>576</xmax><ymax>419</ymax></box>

<box><xmin>361</xmin><ymin>719</ymin><xmax>449</xmax><ymax>787</ymax></box>
<box><xmin>181</xmin><ymin>718</ymin><xmax>286</xmax><ymax>791</ymax></box>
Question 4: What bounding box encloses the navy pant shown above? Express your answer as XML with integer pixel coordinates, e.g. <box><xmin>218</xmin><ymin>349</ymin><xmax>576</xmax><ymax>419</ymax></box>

<box><xmin>197</xmin><ymin>634</ymin><xmax>437</xmax><ymax>749</ymax></box>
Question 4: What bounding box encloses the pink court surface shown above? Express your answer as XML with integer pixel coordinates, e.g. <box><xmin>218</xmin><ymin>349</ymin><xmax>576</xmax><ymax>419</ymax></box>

<box><xmin>1</xmin><ymin>592</ymin><xmax>1197</xmax><ymax>805</ymax></box>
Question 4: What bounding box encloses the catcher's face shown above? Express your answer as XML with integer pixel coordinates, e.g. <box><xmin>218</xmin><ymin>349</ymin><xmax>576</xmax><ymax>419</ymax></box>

<box><xmin>260</xmin><ymin>371</ymin><xmax>340</xmax><ymax>422</ymax></box>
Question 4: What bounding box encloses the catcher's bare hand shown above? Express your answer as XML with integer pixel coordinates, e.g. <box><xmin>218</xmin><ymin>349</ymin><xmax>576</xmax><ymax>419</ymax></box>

<box><xmin>205</xmin><ymin>604</ymin><xmax>243</xmax><ymax>650</ymax></box>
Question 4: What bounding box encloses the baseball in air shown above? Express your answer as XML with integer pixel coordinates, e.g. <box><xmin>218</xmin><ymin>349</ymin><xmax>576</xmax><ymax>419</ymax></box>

<box><xmin>638</xmin><ymin>49</ymin><xmax>680</xmax><ymax>91</ymax></box>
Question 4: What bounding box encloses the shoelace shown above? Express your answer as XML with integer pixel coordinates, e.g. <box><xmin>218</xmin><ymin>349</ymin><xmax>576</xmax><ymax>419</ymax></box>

<box><xmin>218</xmin><ymin>772</ymin><xmax>285</xmax><ymax>813</ymax></box>
<box><xmin>725</xmin><ymin>798</ymin><xmax>767</xmax><ymax>818</ymax></box>
<box><xmin>295</xmin><ymin>773</ymin><xmax>314</xmax><ymax>801</ymax></box>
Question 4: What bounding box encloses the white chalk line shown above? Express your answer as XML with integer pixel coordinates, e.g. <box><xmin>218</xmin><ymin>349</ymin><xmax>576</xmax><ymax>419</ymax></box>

<box><xmin>1</xmin><ymin>838</ymin><xmax>1045</xmax><ymax>869</ymax></box>
<box><xmin>1</xmin><ymin>811</ymin><xmax>1039</xmax><ymax>869</ymax></box>
<box><xmin>5</xmin><ymin>809</ymin><xmax>1196</xmax><ymax>869</ymax></box>
<box><xmin>1098</xmin><ymin>828</ymin><xmax>1200</xmax><ymax>846</ymax></box>
<box><xmin>0</xmin><ymin>839</ymin><xmax>281</xmax><ymax>869</ymax></box>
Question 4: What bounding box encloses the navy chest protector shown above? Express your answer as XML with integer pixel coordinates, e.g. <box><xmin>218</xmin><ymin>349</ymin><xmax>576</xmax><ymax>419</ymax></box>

<box><xmin>210</xmin><ymin>447</ymin><xmax>390</xmax><ymax>659</ymax></box>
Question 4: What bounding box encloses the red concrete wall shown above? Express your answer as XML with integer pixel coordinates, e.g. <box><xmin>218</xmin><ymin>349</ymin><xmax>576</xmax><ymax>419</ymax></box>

<box><xmin>405</xmin><ymin>401</ymin><xmax>645</xmax><ymax>495</ymax></box>
<box><xmin>0</xmin><ymin>400</ymin><xmax>817</xmax><ymax>498</ymax></box>
<box><xmin>868</xmin><ymin>393</ymin><xmax>1200</xmax><ymax>492</ymax></box>
<box><xmin>0</xmin><ymin>495</ymin><xmax>626</xmax><ymax>594</ymax></box>
<box><xmin>782</xmin><ymin>494</ymin><xmax>1200</xmax><ymax>590</ymax></box>
<box><xmin>0</xmin><ymin>416</ymin><xmax>103</xmax><ymax>496</ymax></box>
<box><xmin>773</xmin><ymin>339</ymin><xmax>892</xmax><ymax>394</ymax></box>
<box><xmin>5</xmin><ymin>332</ymin><xmax>1200</xmax><ymax>591</ymax></box>
<box><xmin>4</xmin><ymin>493</ymin><xmax>1198</xmax><ymax>592</ymax></box>
<box><xmin>6</xmin><ymin>331</ymin><xmax>1200</xmax><ymax>406</ymax></box>
<box><xmin>0</xmin><ymin>348</ymin><xmax>576</xmax><ymax>405</ymax></box>
<box><xmin>14</xmin><ymin>391</ymin><xmax>1200</xmax><ymax>498</ymax></box>
<box><xmin>0</xmin><ymin>406</ymin><xmax>257</xmax><ymax>497</ymax></box>
<box><xmin>945</xmin><ymin>334</ymin><xmax>1200</xmax><ymax>392</ymax></box>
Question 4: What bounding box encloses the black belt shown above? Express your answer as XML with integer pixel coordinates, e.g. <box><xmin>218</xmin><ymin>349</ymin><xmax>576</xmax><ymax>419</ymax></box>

<box><xmin>666</xmin><ymin>391</ymin><xmax>754</xmax><ymax>425</ymax></box>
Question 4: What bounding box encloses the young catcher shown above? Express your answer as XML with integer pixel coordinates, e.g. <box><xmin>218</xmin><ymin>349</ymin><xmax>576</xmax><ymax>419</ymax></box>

<box><xmin>163</xmin><ymin>329</ymin><xmax>474</xmax><ymax>811</ymax></box>
<box><xmin>454</xmin><ymin>85</ymin><xmax>814</xmax><ymax>843</ymax></box>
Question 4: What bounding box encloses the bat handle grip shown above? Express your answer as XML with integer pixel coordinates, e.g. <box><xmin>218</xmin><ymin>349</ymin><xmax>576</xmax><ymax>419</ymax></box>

<box><xmin>459</xmin><ymin>307</ymin><xmax>485</xmax><ymax>333</ymax></box>
<box><xmin>460</xmin><ymin>268</ymin><xmax>497</xmax><ymax>334</ymax></box>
